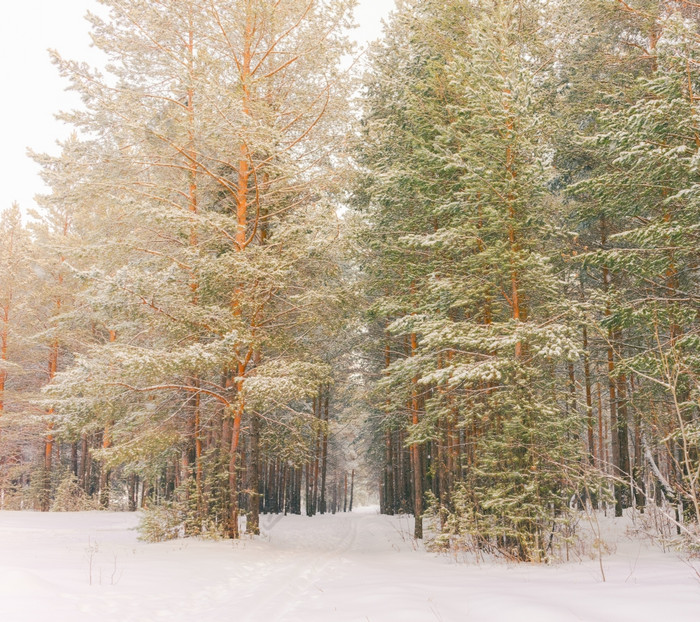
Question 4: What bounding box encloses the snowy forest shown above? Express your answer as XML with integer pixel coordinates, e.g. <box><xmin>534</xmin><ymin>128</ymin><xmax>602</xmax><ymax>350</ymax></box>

<box><xmin>1</xmin><ymin>0</ymin><xmax>700</xmax><ymax>582</ymax></box>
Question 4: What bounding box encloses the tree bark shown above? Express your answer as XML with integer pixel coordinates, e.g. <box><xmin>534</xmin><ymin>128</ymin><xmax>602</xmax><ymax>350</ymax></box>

<box><xmin>349</xmin><ymin>469</ymin><xmax>355</xmax><ymax>512</ymax></box>
<box><xmin>410</xmin><ymin>332</ymin><xmax>423</xmax><ymax>539</ymax></box>
<box><xmin>320</xmin><ymin>391</ymin><xmax>329</xmax><ymax>514</ymax></box>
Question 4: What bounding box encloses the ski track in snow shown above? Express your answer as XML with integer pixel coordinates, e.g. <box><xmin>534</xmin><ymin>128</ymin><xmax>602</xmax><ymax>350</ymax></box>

<box><xmin>0</xmin><ymin>507</ymin><xmax>698</xmax><ymax>622</ymax></box>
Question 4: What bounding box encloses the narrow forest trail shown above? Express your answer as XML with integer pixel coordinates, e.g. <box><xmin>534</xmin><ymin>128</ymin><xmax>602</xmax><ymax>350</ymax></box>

<box><xmin>0</xmin><ymin>508</ymin><xmax>698</xmax><ymax>622</ymax></box>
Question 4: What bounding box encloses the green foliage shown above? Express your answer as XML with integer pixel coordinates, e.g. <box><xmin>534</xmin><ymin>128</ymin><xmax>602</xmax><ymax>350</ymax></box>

<box><xmin>5</xmin><ymin>0</ymin><xmax>700</xmax><ymax>556</ymax></box>
<box><xmin>27</xmin><ymin>0</ymin><xmax>359</xmax><ymax>529</ymax></box>
<box><xmin>558</xmin><ymin>0</ymin><xmax>700</xmax><ymax>527</ymax></box>
<box><xmin>51</xmin><ymin>474</ymin><xmax>99</xmax><ymax>512</ymax></box>
<box><xmin>359</xmin><ymin>0</ymin><xmax>586</xmax><ymax>560</ymax></box>
<box><xmin>139</xmin><ymin>503</ymin><xmax>185</xmax><ymax>542</ymax></box>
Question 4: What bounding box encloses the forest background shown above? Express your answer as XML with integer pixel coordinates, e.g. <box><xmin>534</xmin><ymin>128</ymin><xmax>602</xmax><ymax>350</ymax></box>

<box><xmin>0</xmin><ymin>0</ymin><xmax>699</xmax><ymax>563</ymax></box>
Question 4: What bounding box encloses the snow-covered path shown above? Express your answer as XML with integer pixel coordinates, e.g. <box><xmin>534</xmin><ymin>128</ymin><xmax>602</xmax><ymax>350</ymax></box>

<box><xmin>0</xmin><ymin>508</ymin><xmax>698</xmax><ymax>622</ymax></box>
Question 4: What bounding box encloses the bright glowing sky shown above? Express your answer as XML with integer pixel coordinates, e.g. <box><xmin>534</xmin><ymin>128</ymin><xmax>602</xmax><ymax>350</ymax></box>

<box><xmin>0</xmin><ymin>0</ymin><xmax>395</xmax><ymax>216</ymax></box>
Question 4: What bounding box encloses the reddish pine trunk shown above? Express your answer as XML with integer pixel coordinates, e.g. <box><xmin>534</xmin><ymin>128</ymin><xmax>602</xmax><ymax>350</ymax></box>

<box><xmin>43</xmin><ymin>337</ymin><xmax>59</xmax><ymax>512</ymax></box>
<box><xmin>225</xmin><ymin>7</ymin><xmax>254</xmax><ymax>539</ymax></box>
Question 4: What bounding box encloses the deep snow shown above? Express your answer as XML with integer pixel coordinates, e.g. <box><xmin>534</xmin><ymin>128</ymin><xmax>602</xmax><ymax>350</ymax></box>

<box><xmin>0</xmin><ymin>507</ymin><xmax>698</xmax><ymax>621</ymax></box>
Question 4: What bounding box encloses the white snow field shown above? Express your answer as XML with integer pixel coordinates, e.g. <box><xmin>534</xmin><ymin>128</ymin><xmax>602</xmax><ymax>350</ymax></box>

<box><xmin>0</xmin><ymin>507</ymin><xmax>698</xmax><ymax>622</ymax></box>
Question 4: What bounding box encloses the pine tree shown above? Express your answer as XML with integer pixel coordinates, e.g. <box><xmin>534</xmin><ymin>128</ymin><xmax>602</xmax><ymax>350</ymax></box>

<box><xmin>570</xmin><ymin>4</ymin><xmax>700</xmax><ymax>525</ymax></box>
<box><xmin>0</xmin><ymin>205</ymin><xmax>27</xmax><ymax>420</ymax></box>
<box><xmin>0</xmin><ymin>204</ymin><xmax>35</xmax><ymax>507</ymax></box>
<box><xmin>41</xmin><ymin>0</ymin><xmax>356</xmax><ymax>535</ymax></box>
<box><xmin>358</xmin><ymin>0</ymin><xmax>583</xmax><ymax>559</ymax></box>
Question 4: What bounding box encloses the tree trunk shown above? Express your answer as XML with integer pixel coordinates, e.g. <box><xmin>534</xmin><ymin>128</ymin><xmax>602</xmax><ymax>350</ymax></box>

<box><xmin>410</xmin><ymin>332</ymin><xmax>423</xmax><ymax>539</ymax></box>
<box><xmin>228</xmin><ymin>392</ymin><xmax>243</xmax><ymax>538</ymax></box>
<box><xmin>349</xmin><ymin>469</ymin><xmax>354</xmax><ymax>512</ymax></box>
<box><xmin>43</xmin><ymin>336</ymin><xmax>59</xmax><ymax>512</ymax></box>
<box><xmin>582</xmin><ymin>324</ymin><xmax>595</xmax><ymax>463</ymax></box>
<box><xmin>0</xmin><ymin>303</ymin><xmax>8</xmax><ymax>418</ymax></box>
<box><xmin>320</xmin><ymin>392</ymin><xmax>329</xmax><ymax>514</ymax></box>
<box><xmin>248</xmin><ymin>406</ymin><xmax>261</xmax><ymax>535</ymax></box>
<box><xmin>601</xmin><ymin>221</ymin><xmax>624</xmax><ymax>516</ymax></box>
<box><xmin>615</xmin><ymin>359</ymin><xmax>631</xmax><ymax>512</ymax></box>
<box><xmin>384</xmin><ymin>429</ymin><xmax>394</xmax><ymax>515</ymax></box>
<box><xmin>78</xmin><ymin>433</ymin><xmax>89</xmax><ymax>491</ymax></box>
<box><xmin>312</xmin><ymin>396</ymin><xmax>321</xmax><ymax>515</ymax></box>
<box><xmin>343</xmin><ymin>471</ymin><xmax>348</xmax><ymax>513</ymax></box>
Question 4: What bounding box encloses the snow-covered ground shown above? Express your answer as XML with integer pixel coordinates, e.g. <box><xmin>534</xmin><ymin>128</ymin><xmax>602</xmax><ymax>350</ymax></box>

<box><xmin>0</xmin><ymin>507</ymin><xmax>698</xmax><ymax>622</ymax></box>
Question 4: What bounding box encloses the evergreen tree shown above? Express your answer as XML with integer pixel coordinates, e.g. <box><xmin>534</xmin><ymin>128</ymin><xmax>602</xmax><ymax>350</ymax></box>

<box><xmin>0</xmin><ymin>204</ymin><xmax>35</xmax><ymax>507</ymax></box>
<box><xmin>40</xmin><ymin>0</ymin><xmax>356</xmax><ymax>535</ymax></box>
<box><xmin>358</xmin><ymin>0</ymin><xmax>583</xmax><ymax>559</ymax></box>
<box><xmin>570</xmin><ymin>4</ymin><xmax>700</xmax><ymax>524</ymax></box>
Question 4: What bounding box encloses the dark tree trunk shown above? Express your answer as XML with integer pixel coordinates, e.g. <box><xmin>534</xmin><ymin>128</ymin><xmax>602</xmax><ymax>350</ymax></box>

<box><xmin>248</xmin><ymin>409</ymin><xmax>261</xmax><ymax>535</ymax></box>
<box><xmin>349</xmin><ymin>469</ymin><xmax>354</xmax><ymax>512</ymax></box>
<box><xmin>320</xmin><ymin>392</ymin><xmax>329</xmax><ymax>514</ymax></box>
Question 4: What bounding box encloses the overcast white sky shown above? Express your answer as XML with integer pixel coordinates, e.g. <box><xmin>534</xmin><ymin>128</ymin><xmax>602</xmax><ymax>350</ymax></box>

<box><xmin>0</xmin><ymin>0</ymin><xmax>395</xmax><ymax>216</ymax></box>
